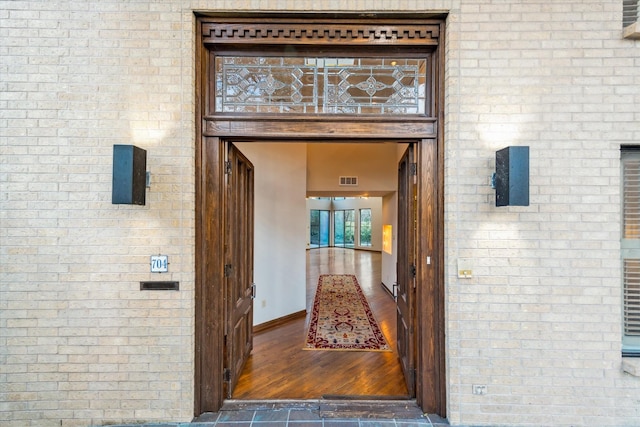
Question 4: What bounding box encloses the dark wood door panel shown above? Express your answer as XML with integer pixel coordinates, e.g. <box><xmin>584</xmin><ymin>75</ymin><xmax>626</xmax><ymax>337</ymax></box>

<box><xmin>224</xmin><ymin>144</ymin><xmax>255</xmax><ymax>398</ymax></box>
<box><xmin>396</xmin><ymin>144</ymin><xmax>416</xmax><ymax>396</ymax></box>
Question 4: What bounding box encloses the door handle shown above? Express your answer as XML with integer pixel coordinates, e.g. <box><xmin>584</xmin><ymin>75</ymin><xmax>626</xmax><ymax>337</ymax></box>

<box><xmin>251</xmin><ymin>283</ymin><xmax>256</xmax><ymax>299</ymax></box>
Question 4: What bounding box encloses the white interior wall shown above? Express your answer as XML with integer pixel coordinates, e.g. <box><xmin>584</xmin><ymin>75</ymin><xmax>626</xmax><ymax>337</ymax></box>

<box><xmin>307</xmin><ymin>143</ymin><xmax>398</xmax><ymax>196</ymax></box>
<box><xmin>234</xmin><ymin>143</ymin><xmax>307</xmax><ymax>325</ymax></box>
<box><xmin>241</xmin><ymin>140</ymin><xmax>394</xmax><ymax>326</ymax></box>
<box><xmin>381</xmin><ymin>192</ymin><xmax>398</xmax><ymax>295</ymax></box>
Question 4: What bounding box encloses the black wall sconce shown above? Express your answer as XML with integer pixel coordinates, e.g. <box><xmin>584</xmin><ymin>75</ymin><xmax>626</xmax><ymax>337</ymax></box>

<box><xmin>492</xmin><ymin>146</ymin><xmax>529</xmax><ymax>207</ymax></box>
<box><xmin>112</xmin><ymin>144</ymin><xmax>147</xmax><ymax>205</ymax></box>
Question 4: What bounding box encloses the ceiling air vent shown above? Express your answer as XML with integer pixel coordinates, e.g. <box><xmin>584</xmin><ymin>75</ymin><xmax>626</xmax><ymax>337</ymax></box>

<box><xmin>339</xmin><ymin>176</ymin><xmax>358</xmax><ymax>186</ymax></box>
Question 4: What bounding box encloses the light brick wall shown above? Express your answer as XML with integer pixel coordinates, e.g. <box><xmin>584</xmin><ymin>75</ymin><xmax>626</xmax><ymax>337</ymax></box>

<box><xmin>1</xmin><ymin>0</ymin><xmax>639</xmax><ymax>426</ymax></box>
<box><xmin>445</xmin><ymin>0</ymin><xmax>640</xmax><ymax>426</ymax></box>
<box><xmin>1</xmin><ymin>1</ymin><xmax>195</xmax><ymax>425</ymax></box>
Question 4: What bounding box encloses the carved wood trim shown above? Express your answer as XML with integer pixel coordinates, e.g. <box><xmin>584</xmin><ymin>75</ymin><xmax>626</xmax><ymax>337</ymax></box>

<box><xmin>203</xmin><ymin>117</ymin><xmax>437</xmax><ymax>139</ymax></box>
<box><xmin>202</xmin><ymin>23</ymin><xmax>440</xmax><ymax>45</ymax></box>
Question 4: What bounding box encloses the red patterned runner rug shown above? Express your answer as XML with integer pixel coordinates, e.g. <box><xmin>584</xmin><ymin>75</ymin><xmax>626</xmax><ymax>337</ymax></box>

<box><xmin>304</xmin><ymin>274</ymin><xmax>391</xmax><ymax>351</ymax></box>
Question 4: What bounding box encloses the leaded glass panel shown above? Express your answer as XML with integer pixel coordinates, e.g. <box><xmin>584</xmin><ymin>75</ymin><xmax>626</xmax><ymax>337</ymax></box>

<box><xmin>215</xmin><ymin>56</ymin><xmax>427</xmax><ymax>114</ymax></box>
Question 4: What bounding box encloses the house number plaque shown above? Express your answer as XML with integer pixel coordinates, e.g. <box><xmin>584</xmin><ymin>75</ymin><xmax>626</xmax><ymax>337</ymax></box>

<box><xmin>150</xmin><ymin>255</ymin><xmax>169</xmax><ymax>273</ymax></box>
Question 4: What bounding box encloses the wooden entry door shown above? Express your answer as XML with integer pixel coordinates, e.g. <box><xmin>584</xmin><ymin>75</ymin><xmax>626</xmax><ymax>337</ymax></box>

<box><xmin>223</xmin><ymin>143</ymin><xmax>255</xmax><ymax>398</ymax></box>
<box><xmin>397</xmin><ymin>144</ymin><xmax>417</xmax><ymax>396</ymax></box>
<box><xmin>196</xmin><ymin>15</ymin><xmax>446</xmax><ymax>417</ymax></box>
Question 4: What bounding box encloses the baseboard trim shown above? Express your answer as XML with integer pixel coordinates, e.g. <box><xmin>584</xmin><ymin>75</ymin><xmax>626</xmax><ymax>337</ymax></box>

<box><xmin>380</xmin><ymin>281</ymin><xmax>395</xmax><ymax>299</ymax></box>
<box><xmin>253</xmin><ymin>309</ymin><xmax>306</xmax><ymax>334</ymax></box>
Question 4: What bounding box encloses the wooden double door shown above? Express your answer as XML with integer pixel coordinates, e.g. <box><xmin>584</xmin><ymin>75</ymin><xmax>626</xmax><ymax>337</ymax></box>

<box><xmin>201</xmin><ymin>140</ymin><xmax>435</xmax><ymax>408</ymax></box>
<box><xmin>222</xmin><ymin>141</ymin><xmax>419</xmax><ymax>400</ymax></box>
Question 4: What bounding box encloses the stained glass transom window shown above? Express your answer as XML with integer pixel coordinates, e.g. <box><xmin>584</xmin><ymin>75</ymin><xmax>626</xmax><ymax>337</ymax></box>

<box><xmin>214</xmin><ymin>57</ymin><xmax>427</xmax><ymax>114</ymax></box>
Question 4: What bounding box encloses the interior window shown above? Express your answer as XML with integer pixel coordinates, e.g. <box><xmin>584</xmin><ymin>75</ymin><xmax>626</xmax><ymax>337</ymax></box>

<box><xmin>360</xmin><ymin>208</ymin><xmax>372</xmax><ymax>247</ymax></box>
<box><xmin>334</xmin><ymin>210</ymin><xmax>355</xmax><ymax>248</ymax></box>
<box><xmin>309</xmin><ymin>210</ymin><xmax>330</xmax><ymax>248</ymax></box>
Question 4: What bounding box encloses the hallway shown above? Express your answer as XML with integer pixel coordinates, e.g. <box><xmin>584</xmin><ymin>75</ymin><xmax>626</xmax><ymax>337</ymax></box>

<box><xmin>232</xmin><ymin>248</ymin><xmax>409</xmax><ymax>399</ymax></box>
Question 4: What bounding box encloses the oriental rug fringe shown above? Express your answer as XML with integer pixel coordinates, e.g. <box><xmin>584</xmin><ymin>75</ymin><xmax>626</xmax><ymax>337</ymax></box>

<box><xmin>304</xmin><ymin>274</ymin><xmax>391</xmax><ymax>352</ymax></box>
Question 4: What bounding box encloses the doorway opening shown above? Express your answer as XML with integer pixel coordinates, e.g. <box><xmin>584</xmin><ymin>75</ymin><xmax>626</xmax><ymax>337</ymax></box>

<box><xmin>227</xmin><ymin>140</ymin><xmax>415</xmax><ymax>400</ymax></box>
<box><xmin>195</xmin><ymin>13</ymin><xmax>446</xmax><ymax>418</ymax></box>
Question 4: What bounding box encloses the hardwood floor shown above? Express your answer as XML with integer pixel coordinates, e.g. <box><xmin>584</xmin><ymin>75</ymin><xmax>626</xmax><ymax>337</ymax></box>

<box><xmin>232</xmin><ymin>248</ymin><xmax>409</xmax><ymax>399</ymax></box>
